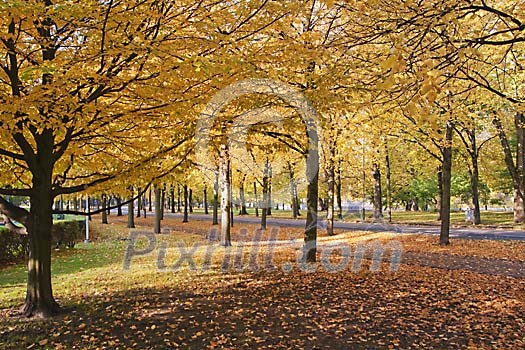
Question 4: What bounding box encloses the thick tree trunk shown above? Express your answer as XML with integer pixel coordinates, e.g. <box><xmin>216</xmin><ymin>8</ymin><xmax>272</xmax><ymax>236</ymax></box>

<box><xmin>154</xmin><ymin>186</ymin><xmax>161</xmax><ymax>233</ymax></box>
<box><xmin>183</xmin><ymin>184</ymin><xmax>189</xmax><ymax>223</ymax></box>
<box><xmin>101</xmin><ymin>194</ymin><xmax>108</xmax><ymax>224</ymax></box>
<box><xmin>304</xmin><ymin>157</ymin><xmax>319</xmax><ymax>263</ymax></box>
<box><xmin>213</xmin><ymin>172</ymin><xmax>219</xmax><ymax>225</ymax></box>
<box><xmin>440</xmin><ymin>121</ymin><xmax>453</xmax><ymax>245</ymax></box>
<box><xmin>372</xmin><ymin>163</ymin><xmax>383</xmax><ymax>220</ymax></box>
<box><xmin>514</xmin><ymin>190</ymin><xmax>525</xmax><ymax>222</ymax></box>
<box><xmin>24</xmin><ymin>186</ymin><xmax>60</xmax><ymax>318</ymax></box>
<box><xmin>220</xmin><ymin>145</ymin><xmax>231</xmax><ymax>246</ymax></box>
<box><xmin>239</xmin><ymin>174</ymin><xmax>248</xmax><ymax>215</ymax></box>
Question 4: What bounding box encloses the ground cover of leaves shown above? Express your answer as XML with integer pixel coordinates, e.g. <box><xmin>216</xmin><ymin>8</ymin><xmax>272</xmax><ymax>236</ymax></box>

<box><xmin>0</xmin><ymin>216</ymin><xmax>523</xmax><ymax>349</ymax></box>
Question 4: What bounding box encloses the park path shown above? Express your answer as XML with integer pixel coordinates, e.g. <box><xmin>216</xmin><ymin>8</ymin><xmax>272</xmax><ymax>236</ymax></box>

<box><xmin>158</xmin><ymin>212</ymin><xmax>525</xmax><ymax>241</ymax></box>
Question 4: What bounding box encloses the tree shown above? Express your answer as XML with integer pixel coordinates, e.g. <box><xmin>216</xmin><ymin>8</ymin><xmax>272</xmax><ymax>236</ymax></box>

<box><xmin>0</xmin><ymin>0</ymin><xmax>258</xmax><ymax>317</ymax></box>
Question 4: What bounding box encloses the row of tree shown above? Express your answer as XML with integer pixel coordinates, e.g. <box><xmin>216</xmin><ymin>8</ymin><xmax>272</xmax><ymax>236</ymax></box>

<box><xmin>0</xmin><ymin>0</ymin><xmax>523</xmax><ymax>317</ymax></box>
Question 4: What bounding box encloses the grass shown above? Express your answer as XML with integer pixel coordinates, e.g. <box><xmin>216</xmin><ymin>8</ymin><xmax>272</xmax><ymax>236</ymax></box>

<box><xmin>1</xmin><ymin>216</ymin><xmax>524</xmax><ymax>349</ymax></box>
<box><xmin>388</xmin><ymin>210</ymin><xmax>519</xmax><ymax>227</ymax></box>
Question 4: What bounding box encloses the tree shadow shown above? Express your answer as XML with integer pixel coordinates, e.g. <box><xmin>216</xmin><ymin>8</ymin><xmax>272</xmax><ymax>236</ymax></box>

<box><xmin>1</xmin><ymin>266</ymin><xmax>523</xmax><ymax>349</ymax></box>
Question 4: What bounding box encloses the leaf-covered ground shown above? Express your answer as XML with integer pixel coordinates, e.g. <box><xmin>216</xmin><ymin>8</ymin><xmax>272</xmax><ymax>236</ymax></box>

<box><xmin>1</xmin><ymin>216</ymin><xmax>524</xmax><ymax>349</ymax></box>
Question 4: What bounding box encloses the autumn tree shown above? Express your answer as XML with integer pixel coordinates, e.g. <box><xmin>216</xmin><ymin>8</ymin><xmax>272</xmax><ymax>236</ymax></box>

<box><xmin>0</xmin><ymin>0</ymin><xmax>275</xmax><ymax>317</ymax></box>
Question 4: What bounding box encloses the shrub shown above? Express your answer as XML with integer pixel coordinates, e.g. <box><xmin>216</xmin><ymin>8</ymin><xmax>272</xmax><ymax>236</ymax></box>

<box><xmin>0</xmin><ymin>220</ymin><xmax>85</xmax><ymax>265</ymax></box>
<box><xmin>0</xmin><ymin>227</ymin><xmax>29</xmax><ymax>265</ymax></box>
<box><xmin>51</xmin><ymin>220</ymin><xmax>85</xmax><ymax>249</ymax></box>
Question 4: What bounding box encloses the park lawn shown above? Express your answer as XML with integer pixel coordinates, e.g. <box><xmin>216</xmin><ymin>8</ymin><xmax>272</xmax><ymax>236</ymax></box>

<box><xmin>0</xmin><ymin>217</ymin><xmax>523</xmax><ymax>349</ymax></box>
<box><xmin>388</xmin><ymin>210</ymin><xmax>521</xmax><ymax>227</ymax></box>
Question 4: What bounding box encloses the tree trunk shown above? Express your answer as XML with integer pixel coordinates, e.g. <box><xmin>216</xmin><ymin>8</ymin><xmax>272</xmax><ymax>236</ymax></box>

<box><xmin>116</xmin><ymin>197</ymin><xmax>123</xmax><ymax>216</ymax></box>
<box><xmin>267</xmin><ymin>165</ymin><xmax>272</xmax><ymax>216</ymax></box>
<box><xmin>515</xmin><ymin>112</ymin><xmax>525</xmax><ymax>222</ymax></box>
<box><xmin>470</xmin><ymin>166</ymin><xmax>481</xmax><ymax>225</ymax></box>
<box><xmin>239</xmin><ymin>174</ymin><xmax>248</xmax><ymax>215</ymax></box>
<box><xmin>170</xmin><ymin>186</ymin><xmax>175</xmax><ymax>213</ymax></box>
<box><xmin>440</xmin><ymin>121</ymin><xmax>453</xmax><ymax>245</ymax></box>
<box><xmin>437</xmin><ymin>167</ymin><xmax>442</xmax><ymax>221</ymax></box>
<box><xmin>148</xmin><ymin>187</ymin><xmax>152</xmax><ymax>212</ymax></box>
<box><xmin>154</xmin><ymin>186</ymin><xmax>161</xmax><ymax>233</ymax></box>
<box><xmin>24</xmin><ymin>183</ymin><xmax>60</xmax><ymax>317</ymax></box>
<box><xmin>261</xmin><ymin>161</ymin><xmax>269</xmax><ymax>230</ymax></box>
<box><xmin>458</xmin><ymin>127</ymin><xmax>483</xmax><ymax>225</ymax></box>
<box><xmin>469</xmin><ymin>149</ymin><xmax>482</xmax><ymax>225</ymax></box>
<box><xmin>304</xmin><ymin>154</ymin><xmax>319</xmax><ymax>263</ymax></box>
<box><xmin>385</xmin><ymin>150</ymin><xmax>392</xmax><ymax>223</ymax></box>
<box><xmin>101</xmin><ymin>194</ymin><xmax>108</xmax><ymax>224</ymax></box>
<box><xmin>189</xmin><ymin>188</ymin><xmax>193</xmax><ymax>213</ymax></box>
<box><xmin>230</xmin><ymin>167</ymin><xmax>234</xmax><ymax>228</ymax></box>
<box><xmin>220</xmin><ymin>145</ymin><xmax>231</xmax><ymax>246</ymax></box>
<box><xmin>372</xmin><ymin>163</ymin><xmax>383</xmax><ymax>220</ymax></box>
<box><xmin>411</xmin><ymin>198</ymin><xmax>419</xmax><ymax>211</ymax></box>
<box><xmin>254</xmin><ymin>181</ymin><xmax>259</xmax><ymax>217</ymax></box>
<box><xmin>204</xmin><ymin>187</ymin><xmax>209</xmax><ymax>215</ymax></box>
<box><xmin>106</xmin><ymin>195</ymin><xmax>110</xmax><ymax>215</ymax></box>
<box><xmin>142</xmin><ymin>194</ymin><xmax>147</xmax><ymax>218</ymax></box>
<box><xmin>160</xmin><ymin>188</ymin><xmax>165</xmax><ymax>220</ymax></box>
<box><xmin>336</xmin><ymin>161</ymin><xmax>342</xmax><ymax>220</ymax></box>
<box><xmin>326</xmin><ymin>151</ymin><xmax>335</xmax><ymax>236</ymax></box>
<box><xmin>127</xmin><ymin>190</ymin><xmax>135</xmax><ymax>229</ymax></box>
<box><xmin>183</xmin><ymin>184</ymin><xmax>189</xmax><ymax>223</ymax></box>
<box><xmin>493</xmin><ymin>113</ymin><xmax>525</xmax><ymax>223</ymax></box>
<box><xmin>213</xmin><ymin>172</ymin><xmax>219</xmax><ymax>225</ymax></box>
<box><xmin>177</xmin><ymin>184</ymin><xmax>182</xmax><ymax>212</ymax></box>
<box><xmin>288</xmin><ymin>163</ymin><xmax>299</xmax><ymax>219</ymax></box>
<box><xmin>136</xmin><ymin>187</ymin><xmax>142</xmax><ymax>218</ymax></box>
